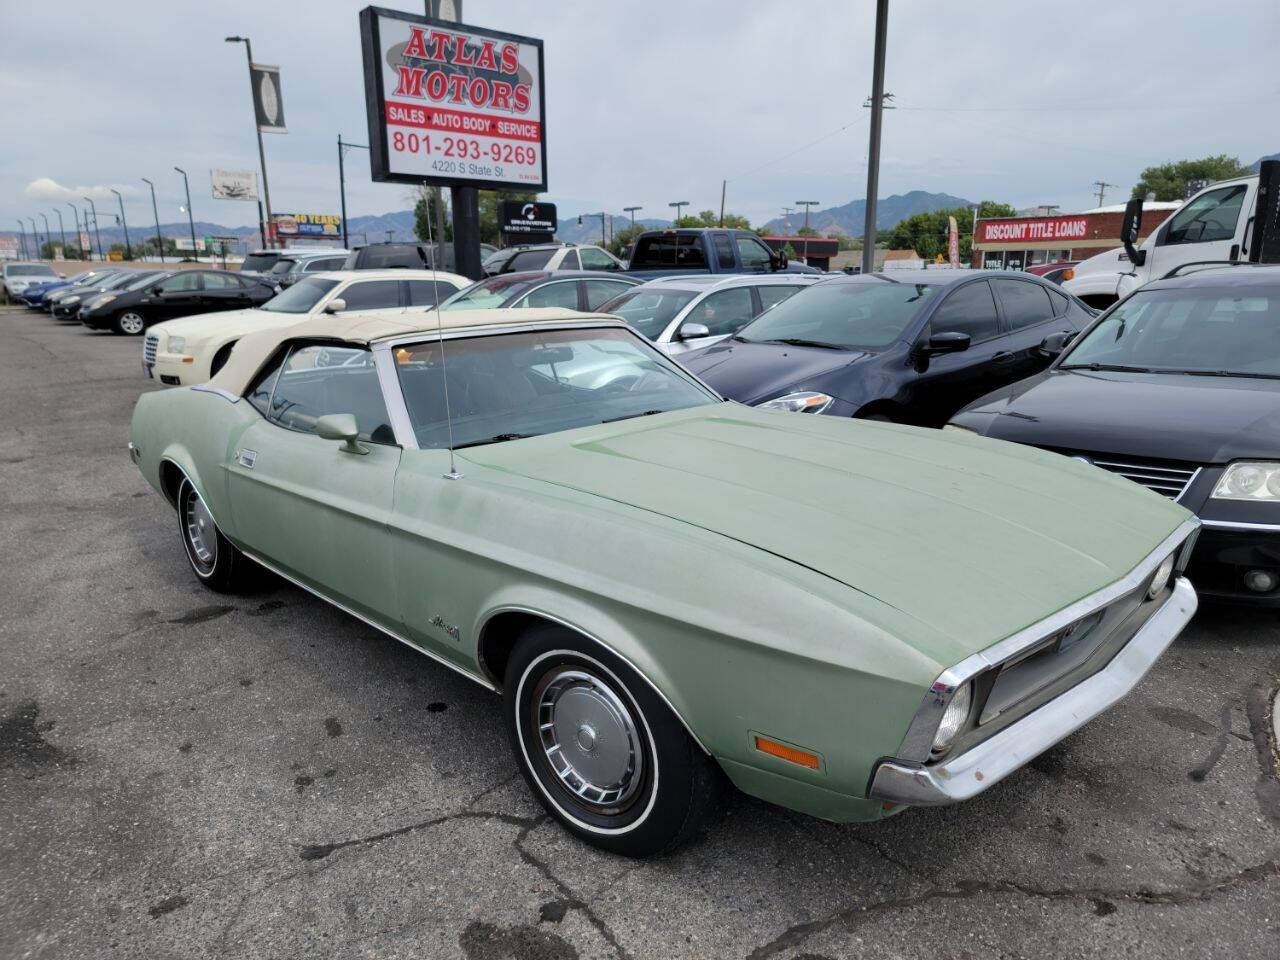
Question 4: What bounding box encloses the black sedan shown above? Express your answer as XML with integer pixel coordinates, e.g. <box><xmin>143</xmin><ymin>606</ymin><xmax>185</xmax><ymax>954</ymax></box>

<box><xmin>51</xmin><ymin>270</ymin><xmax>163</xmax><ymax>320</ymax></box>
<box><xmin>440</xmin><ymin>270</ymin><xmax>639</xmax><ymax>312</ymax></box>
<box><xmin>79</xmin><ymin>269</ymin><xmax>277</xmax><ymax>335</ymax></box>
<box><xmin>680</xmin><ymin>270</ymin><xmax>1093</xmax><ymax>425</ymax></box>
<box><xmin>950</xmin><ymin>264</ymin><xmax>1280</xmax><ymax>605</ymax></box>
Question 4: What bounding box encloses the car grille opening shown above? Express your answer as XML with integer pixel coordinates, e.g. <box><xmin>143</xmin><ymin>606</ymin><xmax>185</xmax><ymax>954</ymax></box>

<box><xmin>143</xmin><ymin>334</ymin><xmax>159</xmax><ymax>364</ymax></box>
<box><xmin>1053</xmin><ymin>451</ymin><xmax>1199</xmax><ymax>500</ymax></box>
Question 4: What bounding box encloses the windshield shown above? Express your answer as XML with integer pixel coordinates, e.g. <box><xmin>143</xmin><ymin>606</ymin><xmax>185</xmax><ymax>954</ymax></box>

<box><xmin>598</xmin><ymin>288</ymin><xmax>698</xmax><ymax>339</ymax></box>
<box><xmin>260</xmin><ymin>277</ymin><xmax>339</xmax><ymax>314</ymax></box>
<box><xmin>1060</xmin><ymin>285</ymin><xmax>1280</xmax><ymax>377</ymax></box>
<box><xmin>8</xmin><ymin>265</ymin><xmax>57</xmax><ymax>277</ymax></box>
<box><xmin>123</xmin><ymin>272</ymin><xmax>162</xmax><ymax>291</ymax></box>
<box><xmin>241</xmin><ymin>254</ymin><xmax>279</xmax><ymax>272</ymax></box>
<box><xmin>393</xmin><ymin>327</ymin><xmax>717</xmax><ymax>449</ymax></box>
<box><xmin>735</xmin><ymin>280</ymin><xmax>933</xmax><ymax>350</ymax></box>
<box><xmin>442</xmin><ymin>275</ymin><xmax>537</xmax><ymax>309</ymax></box>
<box><xmin>101</xmin><ymin>272</ymin><xmax>146</xmax><ymax>290</ymax></box>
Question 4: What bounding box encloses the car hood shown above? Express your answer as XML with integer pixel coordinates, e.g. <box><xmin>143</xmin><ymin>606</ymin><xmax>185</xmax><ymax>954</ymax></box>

<box><xmin>680</xmin><ymin>340</ymin><xmax>868</xmax><ymax>405</ymax></box>
<box><xmin>149</xmin><ymin>307</ymin><xmax>279</xmax><ymax>340</ymax></box>
<box><xmin>957</xmin><ymin>369</ymin><xmax>1280</xmax><ymax>464</ymax></box>
<box><xmin>461</xmin><ymin>404</ymin><xmax>1188</xmax><ymax>662</ymax></box>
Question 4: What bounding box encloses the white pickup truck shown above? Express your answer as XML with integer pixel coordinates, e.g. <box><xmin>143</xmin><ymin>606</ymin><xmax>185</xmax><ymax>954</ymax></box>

<box><xmin>1065</xmin><ymin>160</ymin><xmax>1280</xmax><ymax>307</ymax></box>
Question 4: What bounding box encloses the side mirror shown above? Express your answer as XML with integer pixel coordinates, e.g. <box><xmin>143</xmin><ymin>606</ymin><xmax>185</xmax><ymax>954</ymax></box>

<box><xmin>678</xmin><ymin>321</ymin><xmax>711</xmax><ymax>341</ymax></box>
<box><xmin>1121</xmin><ymin>197</ymin><xmax>1146</xmax><ymax>266</ymax></box>
<box><xmin>315</xmin><ymin>413</ymin><xmax>368</xmax><ymax>455</ymax></box>
<box><xmin>922</xmin><ymin>331</ymin><xmax>971</xmax><ymax>355</ymax></box>
<box><xmin>771</xmin><ymin>248</ymin><xmax>789</xmax><ymax>271</ymax></box>
<box><xmin>1038</xmin><ymin>330</ymin><xmax>1078</xmax><ymax>357</ymax></box>
<box><xmin>323</xmin><ymin>297</ymin><xmax>347</xmax><ymax>314</ymax></box>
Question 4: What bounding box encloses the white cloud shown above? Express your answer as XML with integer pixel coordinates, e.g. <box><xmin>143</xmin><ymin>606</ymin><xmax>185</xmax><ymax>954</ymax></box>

<box><xmin>24</xmin><ymin>178</ymin><xmax>140</xmax><ymax>203</ymax></box>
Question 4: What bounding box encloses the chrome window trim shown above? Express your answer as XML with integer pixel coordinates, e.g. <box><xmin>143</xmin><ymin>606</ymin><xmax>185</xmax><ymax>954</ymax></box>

<box><xmin>191</xmin><ymin>384</ymin><xmax>240</xmax><ymax>403</ymax></box>
<box><xmin>1200</xmin><ymin>518</ymin><xmax>1280</xmax><ymax>531</ymax></box>
<box><xmin>372</xmin><ymin>342</ymin><xmax>420</xmax><ymax>449</ymax></box>
<box><xmin>894</xmin><ymin>516</ymin><xmax>1201</xmax><ymax>762</ymax></box>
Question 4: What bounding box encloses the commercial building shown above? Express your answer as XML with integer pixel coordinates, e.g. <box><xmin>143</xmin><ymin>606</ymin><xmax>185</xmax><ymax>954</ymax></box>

<box><xmin>760</xmin><ymin>235</ymin><xmax>840</xmax><ymax>272</ymax></box>
<box><xmin>971</xmin><ymin>202</ymin><xmax>1180</xmax><ymax>270</ymax></box>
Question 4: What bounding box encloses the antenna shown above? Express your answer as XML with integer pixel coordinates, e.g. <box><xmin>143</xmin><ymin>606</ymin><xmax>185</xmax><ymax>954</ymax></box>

<box><xmin>424</xmin><ymin>193</ymin><xmax>462</xmax><ymax>480</ymax></box>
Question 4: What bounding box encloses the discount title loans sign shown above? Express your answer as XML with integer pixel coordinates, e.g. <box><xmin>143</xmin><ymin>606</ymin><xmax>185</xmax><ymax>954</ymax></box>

<box><xmin>980</xmin><ymin>217</ymin><xmax>1089</xmax><ymax>244</ymax></box>
<box><xmin>358</xmin><ymin>6</ymin><xmax>546</xmax><ymax>191</ymax></box>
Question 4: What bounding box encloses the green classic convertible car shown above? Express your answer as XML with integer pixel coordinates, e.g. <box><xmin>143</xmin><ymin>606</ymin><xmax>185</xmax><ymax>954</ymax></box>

<box><xmin>129</xmin><ymin>307</ymin><xmax>1200</xmax><ymax>856</ymax></box>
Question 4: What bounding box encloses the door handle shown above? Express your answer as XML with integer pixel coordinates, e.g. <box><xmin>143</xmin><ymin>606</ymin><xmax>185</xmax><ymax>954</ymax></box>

<box><xmin>992</xmin><ymin>351</ymin><xmax>1016</xmax><ymax>363</ymax></box>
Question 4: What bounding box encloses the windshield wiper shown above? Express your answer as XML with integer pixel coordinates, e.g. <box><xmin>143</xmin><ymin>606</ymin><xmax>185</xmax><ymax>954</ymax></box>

<box><xmin>602</xmin><ymin>409</ymin><xmax>666</xmax><ymax>424</ymax></box>
<box><xmin>1058</xmin><ymin>362</ymin><xmax>1155</xmax><ymax>373</ymax></box>
<box><xmin>763</xmin><ymin>337</ymin><xmax>846</xmax><ymax>350</ymax></box>
<box><xmin>1171</xmin><ymin>369</ymin><xmax>1280</xmax><ymax>380</ymax></box>
<box><xmin>453</xmin><ymin>432</ymin><xmax>533</xmax><ymax>449</ymax></box>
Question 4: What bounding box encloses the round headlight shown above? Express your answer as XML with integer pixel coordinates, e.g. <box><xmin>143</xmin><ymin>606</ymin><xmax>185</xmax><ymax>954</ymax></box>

<box><xmin>932</xmin><ymin>683</ymin><xmax>972</xmax><ymax>753</ymax></box>
<box><xmin>1148</xmin><ymin>553</ymin><xmax>1176</xmax><ymax>600</ymax></box>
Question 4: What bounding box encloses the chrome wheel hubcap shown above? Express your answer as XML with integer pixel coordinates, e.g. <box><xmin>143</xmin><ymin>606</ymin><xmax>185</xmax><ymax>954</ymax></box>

<box><xmin>184</xmin><ymin>492</ymin><xmax>217</xmax><ymax>566</ymax></box>
<box><xmin>120</xmin><ymin>313</ymin><xmax>144</xmax><ymax>334</ymax></box>
<box><xmin>536</xmin><ymin>669</ymin><xmax>642</xmax><ymax>807</ymax></box>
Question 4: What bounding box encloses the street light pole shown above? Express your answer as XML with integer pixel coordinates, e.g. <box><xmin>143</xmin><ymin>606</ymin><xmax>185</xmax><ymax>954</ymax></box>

<box><xmin>861</xmin><ymin>0</ymin><xmax>890</xmax><ymax>275</ymax></box>
<box><xmin>668</xmin><ymin>200</ymin><xmax>690</xmax><ymax>224</ymax></box>
<box><xmin>110</xmin><ymin>189</ymin><xmax>132</xmax><ymax>260</ymax></box>
<box><xmin>796</xmin><ymin>200</ymin><xmax>819</xmax><ymax>264</ymax></box>
<box><xmin>16</xmin><ymin>220</ymin><xmax>29</xmax><ymax>259</ymax></box>
<box><xmin>142</xmin><ymin>178</ymin><xmax>165</xmax><ymax>263</ymax></box>
<box><xmin>226</xmin><ymin>36</ymin><xmax>275</xmax><ymax>247</ymax></box>
<box><xmin>338</xmin><ymin>134</ymin><xmax>369</xmax><ymax>249</ymax></box>
<box><xmin>40</xmin><ymin>213</ymin><xmax>52</xmax><ymax>257</ymax></box>
<box><xmin>67</xmin><ymin>203</ymin><xmax>83</xmax><ymax>259</ymax></box>
<box><xmin>53</xmin><ymin>208</ymin><xmax>67</xmax><ymax>259</ymax></box>
<box><xmin>623</xmin><ymin>206</ymin><xmax>642</xmax><ymax>226</ymax></box>
<box><xmin>83</xmin><ymin>197</ymin><xmax>103</xmax><ymax>261</ymax></box>
<box><xmin>174</xmin><ymin>168</ymin><xmax>197</xmax><ymax>261</ymax></box>
<box><xmin>28</xmin><ymin>218</ymin><xmax>41</xmax><ymax>258</ymax></box>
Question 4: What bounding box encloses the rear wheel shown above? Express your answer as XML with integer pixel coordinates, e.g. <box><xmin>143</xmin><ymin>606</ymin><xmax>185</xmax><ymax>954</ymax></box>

<box><xmin>504</xmin><ymin>625</ymin><xmax>719</xmax><ymax>857</ymax></box>
<box><xmin>177</xmin><ymin>477</ymin><xmax>251</xmax><ymax>592</ymax></box>
<box><xmin>115</xmin><ymin>311</ymin><xmax>146</xmax><ymax>336</ymax></box>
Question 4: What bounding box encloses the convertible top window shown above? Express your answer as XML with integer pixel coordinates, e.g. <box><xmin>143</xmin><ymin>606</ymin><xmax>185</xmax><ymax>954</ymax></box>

<box><xmin>394</xmin><ymin>327</ymin><xmax>718</xmax><ymax>449</ymax></box>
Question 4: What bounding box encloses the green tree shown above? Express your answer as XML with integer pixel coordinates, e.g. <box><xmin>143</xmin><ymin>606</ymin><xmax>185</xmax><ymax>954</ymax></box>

<box><xmin>795</xmin><ymin>226</ymin><xmax>818</xmax><ymax>237</ymax></box>
<box><xmin>413</xmin><ymin>186</ymin><xmax>452</xmax><ymax>244</ymax></box>
<box><xmin>607</xmin><ymin>223</ymin><xmax>646</xmax><ymax>258</ymax></box>
<box><xmin>478</xmin><ymin>190</ymin><xmax>536</xmax><ymax>246</ymax></box>
<box><xmin>1131</xmin><ymin>155</ymin><xmax>1251</xmax><ymax>201</ymax></box>
<box><xmin>881</xmin><ymin>201</ymin><xmax>1017</xmax><ymax>262</ymax></box>
<box><xmin>673</xmin><ymin>210</ymin><xmax>753</xmax><ymax>229</ymax></box>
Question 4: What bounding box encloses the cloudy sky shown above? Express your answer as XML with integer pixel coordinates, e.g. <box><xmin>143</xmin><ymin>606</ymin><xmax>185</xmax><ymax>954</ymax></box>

<box><xmin>2</xmin><ymin>0</ymin><xmax>1278</xmax><ymax>234</ymax></box>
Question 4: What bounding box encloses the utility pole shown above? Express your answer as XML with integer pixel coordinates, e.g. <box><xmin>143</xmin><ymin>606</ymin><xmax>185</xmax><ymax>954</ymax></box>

<box><xmin>28</xmin><ymin>218</ymin><xmax>41</xmax><ymax>258</ymax></box>
<box><xmin>338</xmin><ymin>134</ymin><xmax>370</xmax><ymax>249</ymax></box>
<box><xmin>782</xmin><ymin>206</ymin><xmax>793</xmax><ymax>235</ymax></box>
<box><xmin>174</xmin><ymin>168</ymin><xmax>197</xmax><ymax>261</ymax></box>
<box><xmin>861</xmin><ymin>0</ymin><xmax>890</xmax><ymax>275</ymax></box>
<box><xmin>623</xmin><ymin>206</ymin><xmax>642</xmax><ymax>226</ymax></box>
<box><xmin>40</xmin><ymin>213</ymin><xmax>52</xmax><ymax>258</ymax></box>
<box><xmin>142</xmin><ymin>178</ymin><xmax>165</xmax><ymax>262</ymax></box>
<box><xmin>16</xmin><ymin>220</ymin><xmax>29</xmax><ymax>259</ymax></box>
<box><xmin>53</xmin><ymin>208</ymin><xmax>67</xmax><ymax>258</ymax></box>
<box><xmin>1093</xmin><ymin>181</ymin><xmax>1116</xmax><ymax>208</ymax></box>
<box><xmin>719</xmin><ymin>180</ymin><xmax>727</xmax><ymax>227</ymax></box>
<box><xmin>67</xmin><ymin>203</ymin><xmax>83</xmax><ymax>259</ymax></box>
<box><xmin>668</xmin><ymin>200</ymin><xmax>690</xmax><ymax>224</ymax></box>
<box><xmin>225</xmin><ymin>36</ymin><xmax>275</xmax><ymax>247</ymax></box>
<box><xmin>83</xmin><ymin>198</ymin><xmax>103</xmax><ymax>261</ymax></box>
<box><xmin>796</xmin><ymin>200</ymin><xmax>819</xmax><ymax>264</ymax></box>
<box><xmin>110</xmin><ymin>189</ymin><xmax>132</xmax><ymax>259</ymax></box>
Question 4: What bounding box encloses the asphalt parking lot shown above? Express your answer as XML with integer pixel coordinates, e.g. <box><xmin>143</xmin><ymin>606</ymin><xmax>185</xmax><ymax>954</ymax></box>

<box><xmin>1</xmin><ymin>303</ymin><xmax>1277</xmax><ymax>960</ymax></box>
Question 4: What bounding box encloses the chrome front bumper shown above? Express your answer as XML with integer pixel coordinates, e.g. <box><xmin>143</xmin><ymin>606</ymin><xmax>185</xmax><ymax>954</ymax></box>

<box><xmin>869</xmin><ymin>575</ymin><xmax>1197</xmax><ymax>806</ymax></box>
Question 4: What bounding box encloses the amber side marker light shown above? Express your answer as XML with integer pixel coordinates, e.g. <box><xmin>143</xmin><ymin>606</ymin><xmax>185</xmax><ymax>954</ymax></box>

<box><xmin>1062</xmin><ymin>268</ymin><xmax>1075</xmax><ymax>281</ymax></box>
<box><xmin>754</xmin><ymin>736</ymin><xmax>820</xmax><ymax>769</ymax></box>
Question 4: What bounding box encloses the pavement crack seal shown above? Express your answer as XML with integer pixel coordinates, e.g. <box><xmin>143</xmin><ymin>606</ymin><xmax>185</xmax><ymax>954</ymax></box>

<box><xmin>296</xmin><ymin>809</ymin><xmax>537</xmax><ymax>861</ymax></box>
<box><xmin>1188</xmin><ymin>703</ymin><xmax>1234</xmax><ymax>782</ymax></box>
<box><xmin>744</xmin><ymin>859</ymin><xmax>1280</xmax><ymax>960</ymax></box>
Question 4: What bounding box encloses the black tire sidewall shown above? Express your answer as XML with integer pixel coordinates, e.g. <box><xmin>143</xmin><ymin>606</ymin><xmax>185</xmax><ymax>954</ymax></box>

<box><xmin>504</xmin><ymin>625</ymin><xmax>703</xmax><ymax>857</ymax></box>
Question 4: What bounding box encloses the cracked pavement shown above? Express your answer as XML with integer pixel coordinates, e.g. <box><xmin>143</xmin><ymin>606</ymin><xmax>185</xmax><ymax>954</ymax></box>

<box><xmin>1</xmin><ymin>304</ymin><xmax>1278</xmax><ymax>959</ymax></box>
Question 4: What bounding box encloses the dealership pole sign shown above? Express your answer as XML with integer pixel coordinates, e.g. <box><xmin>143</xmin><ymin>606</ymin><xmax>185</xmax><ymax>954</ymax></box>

<box><xmin>358</xmin><ymin>6</ymin><xmax>546</xmax><ymax>191</ymax></box>
<box><xmin>498</xmin><ymin>200</ymin><xmax>556</xmax><ymax>242</ymax></box>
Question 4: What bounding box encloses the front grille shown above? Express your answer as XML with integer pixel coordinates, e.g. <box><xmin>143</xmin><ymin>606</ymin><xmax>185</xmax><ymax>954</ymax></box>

<box><xmin>143</xmin><ymin>334</ymin><xmax>159</xmax><ymax>365</ymax></box>
<box><xmin>1056</xmin><ymin>451</ymin><xmax>1199</xmax><ymax>500</ymax></box>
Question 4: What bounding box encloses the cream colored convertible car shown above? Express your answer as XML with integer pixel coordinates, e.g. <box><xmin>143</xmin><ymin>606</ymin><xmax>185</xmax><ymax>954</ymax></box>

<box><xmin>142</xmin><ymin>269</ymin><xmax>470</xmax><ymax>386</ymax></box>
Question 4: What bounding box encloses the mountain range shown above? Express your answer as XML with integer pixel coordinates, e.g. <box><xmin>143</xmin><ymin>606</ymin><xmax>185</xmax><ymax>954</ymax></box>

<box><xmin>758</xmin><ymin>191</ymin><xmax>974</xmax><ymax>237</ymax></box>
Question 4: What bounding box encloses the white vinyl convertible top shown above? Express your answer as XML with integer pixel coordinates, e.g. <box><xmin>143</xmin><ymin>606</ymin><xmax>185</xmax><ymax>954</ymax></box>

<box><xmin>206</xmin><ymin>307</ymin><xmax>620</xmax><ymax>395</ymax></box>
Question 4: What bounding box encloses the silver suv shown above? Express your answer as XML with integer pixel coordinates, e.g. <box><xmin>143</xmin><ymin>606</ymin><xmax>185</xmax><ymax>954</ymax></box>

<box><xmin>266</xmin><ymin>249</ymin><xmax>351</xmax><ymax>287</ymax></box>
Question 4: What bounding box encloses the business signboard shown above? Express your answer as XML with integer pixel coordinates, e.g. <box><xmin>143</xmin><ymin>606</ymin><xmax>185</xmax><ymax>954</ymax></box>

<box><xmin>358</xmin><ymin>5</ymin><xmax>546</xmax><ymax>191</ymax></box>
<box><xmin>273</xmin><ymin>213</ymin><xmax>342</xmax><ymax>238</ymax></box>
<box><xmin>980</xmin><ymin>217</ymin><xmax>1089</xmax><ymax>244</ymax></box>
<box><xmin>498</xmin><ymin>200</ymin><xmax>556</xmax><ymax>241</ymax></box>
<box><xmin>211</xmin><ymin>169</ymin><xmax>260</xmax><ymax>201</ymax></box>
<box><xmin>0</xmin><ymin>237</ymin><xmax>18</xmax><ymax>260</ymax></box>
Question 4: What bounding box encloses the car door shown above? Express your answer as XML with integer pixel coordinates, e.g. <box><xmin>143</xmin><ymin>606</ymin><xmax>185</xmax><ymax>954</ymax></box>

<box><xmin>990</xmin><ymin>277</ymin><xmax>1071</xmax><ymax>381</ymax></box>
<box><xmin>202</xmin><ymin>271</ymin><xmax>255</xmax><ymax>311</ymax></box>
<box><xmin>1146</xmin><ymin>182</ymin><xmax>1252</xmax><ymax>278</ymax></box>
<box><xmin>513</xmin><ymin>279</ymin><xmax>581</xmax><ymax>309</ymax></box>
<box><xmin>334</xmin><ymin>278</ymin><xmax>404</xmax><ymax>316</ymax></box>
<box><xmin>147</xmin><ymin>270</ymin><xmax>205</xmax><ymax>321</ymax></box>
<box><xmin>908</xmin><ymin>279</ymin><xmax>1008</xmax><ymax>426</ymax></box>
<box><xmin>579</xmin><ymin>247</ymin><xmax>620</xmax><ymax>272</ymax></box>
<box><xmin>735</xmin><ymin>235</ymin><xmax>774</xmax><ymax>273</ymax></box>
<box><xmin>667</xmin><ymin>286</ymin><xmax>755</xmax><ymax>355</ymax></box>
<box><xmin>582</xmin><ymin>278</ymin><xmax>635</xmax><ymax>310</ymax></box>
<box><xmin>225</xmin><ymin>343</ymin><xmax>401</xmax><ymax>623</ymax></box>
<box><xmin>406</xmin><ymin>278</ymin><xmax>463</xmax><ymax>309</ymax></box>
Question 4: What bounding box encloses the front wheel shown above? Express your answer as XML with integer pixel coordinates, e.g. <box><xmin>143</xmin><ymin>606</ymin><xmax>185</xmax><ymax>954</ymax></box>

<box><xmin>115</xmin><ymin>311</ymin><xmax>146</xmax><ymax>336</ymax></box>
<box><xmin>177</xmin><ymin>477</ymin><xmax>252</xmax><ymax>592</ymax></box>
<box><xmin>504</xmin><ymin>625</ymin><xmax>719</xmax><ymax>857</ymax></box>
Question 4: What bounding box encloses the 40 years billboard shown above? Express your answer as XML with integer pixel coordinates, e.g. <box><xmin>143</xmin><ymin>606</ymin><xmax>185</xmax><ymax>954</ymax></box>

<box><xmin>358</xmin><ymin>6</ymin><xmax>546</xmax><ymax>192</ymax></box>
